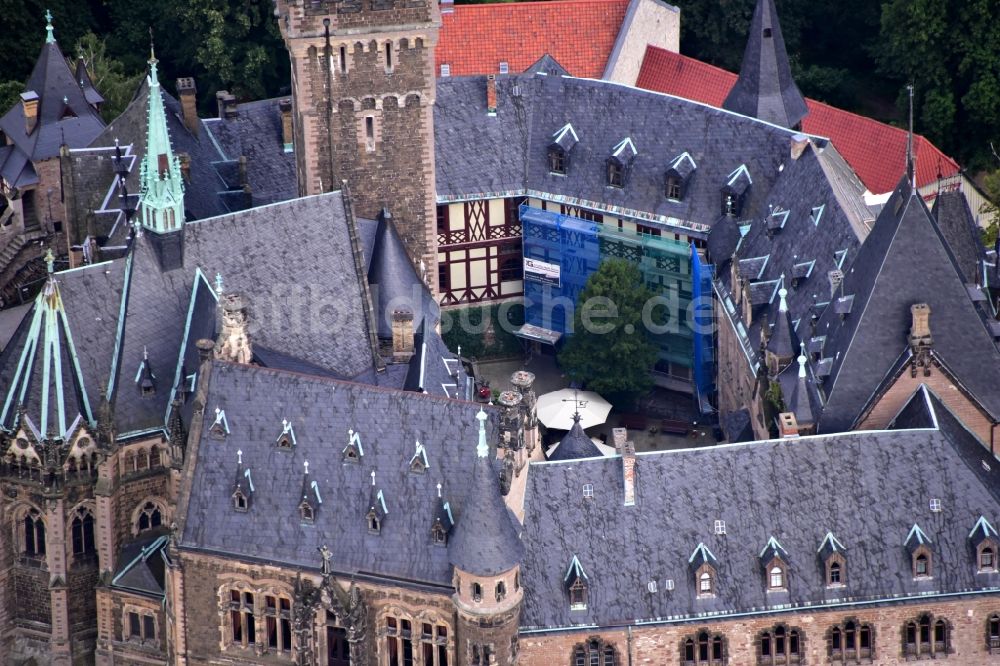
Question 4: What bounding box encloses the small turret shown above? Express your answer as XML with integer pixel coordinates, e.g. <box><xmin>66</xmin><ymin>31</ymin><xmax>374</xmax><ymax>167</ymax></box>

<box><xmin>449</xmin><ymin>409</ymin><xmax>524</xmax><ymax>665</ymax></box>
<box><xmin>137</xmin><ymin>49</ymin><xmax>185</xmax><ymax>237</ymax></box>
<box><xmin>765</xmin><ymin>281</ymin><xmax>797</xmax><ymax>374</ymax></box>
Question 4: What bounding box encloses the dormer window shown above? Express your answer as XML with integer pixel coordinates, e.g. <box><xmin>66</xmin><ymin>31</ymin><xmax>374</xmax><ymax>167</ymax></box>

<box><xmin>549</xmin><ymin>148</ymin><xmax>567</xmax><ymax>175</ymax></box>
<box><xmin>915</xmin><ymin>551</ymin><xmax>930</xmax><ymax>577</ymax></box>
<box><xmin>565</xmin><ymin>554</ymin><xmax>589</xmax><ymax>610</ymax></box>
<box><xmin>768</xmin><ymin>565</ymin><xmax>785</xmax><ymax>589</ymax></box>
<box><xmin>210</xmin><ymin>408</ymin><xmax>230</xmax><ymax>440</ymax></box>
<box><xmin>981</xmin><ymin>547</ymin><xmax>995</xmax><ymax>571</ymax></box>
<box><xmin>343</xmin><ymin>429</ymin><xmax>363</xmax><ymax>463</ymax></box>
<box><xmin>409</xmin><ymin>441</ymin><xmax>428</xmax><ymax>474</ymax></box>
<box><xmin>906</xmin><ymin>523</ymin><xmax>934</xmax><ymax>579</ymax></box>
<box><xmin>666</xmin><ymin>176</ymin><xmax>681</xmax><ymax>200</ymax></box>
<box><xmin>819</xmin><ymin>532</ymin><xmax>846</xmax><ymax>587</ymax></box>
<box><xmin>432</xmin><ymin>522</ymin><xmax>447</xmax><ymax>545</ymax></box>
<box><xmin>723</xmin><ymin>192</ymin><xmax>738</xmax><ymax>217</ymax></box>
<box><xmin>300</xmin><ymin>502</ymin><xmax>314</xmax><ymax>523</ymax></box>
<box><xmin>722</xmin><ymin>164</ymin><xmax>751</xmax><ymax>218</ymax></box>
<box><xmin>568</xmin><ymin>578</ymin><xmax>587</xmax><ymax>608</ymax></box>
<box><xmin>759</xmin><ymin>536</ymin><xmax>788</xmax><ymax>592</ymax></box>
<box><xmin>665</xmin><ymin>152</ymin><xmax>695</xmax><ymax>201</ymax></box>
<box><xmin>698</xmin><ymin>571</ymin><xmax>713</xmax><ymax>595</ymax></box>
<box><xmin>366</xmin><ymin>484</ymin><xmax>386</xmax><ymax>534</ymax></box>
<box><xmin>689</xmin><ymin>543</ymin><xmax>718</xmax><ymax>599</ymax></box>
<box><xmin>607</xmin><ymin>160</ymin><xmax>624</xmax><ymax>188</ymax></box>
<box><xmin>277</xmin><ymin>419</ymin><xmax>296</xmax><ymax>449</ymax></box>
<box><xmin>368</xmin><ymin>514</ymin><xmax>380</xmax><ymax>533</ymax></box>
<box><xmin>233</xmin><ymin>490</ymin><xmax>248</xmax><ymax>512</ymax></box>
<box><xmin>548</xmin><ymin>123</ymin><xmax>578</xmax><ymax>175</ymax></box>
<box><xmin>970</xmin><ymin>516</ymin><xmax>999</xmax><ymax>573</ymax></box>
<box><xmin>828</xmin><ymin>561</ymin><xmax>842</xmax><ymax>584</ymax></box>
<box><xmin>606</xmin><ymin>138</ymin><xmax>636</xmax><ymax>189</ymax></box>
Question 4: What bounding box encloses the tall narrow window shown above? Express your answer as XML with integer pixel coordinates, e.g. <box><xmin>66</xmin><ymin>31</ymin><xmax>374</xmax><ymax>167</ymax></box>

<box><xmin>769</xmin><ymin>565</ymin><xmax>784</xmax><ymax>589</ymax></box>
<box><xmin>607</xmin><ymin>161</ymin><xmax>624</xmax><ymax>187</ymax></box>
<box><xmin>988</xmin><ymin>614</ymin><xmax>1000</xmax><ymax>651</ymax></box>
<box><xmin>828</xmin><ymin>561</ymin><xmax>841</xmax><ymax>584</ymax></box>
<box><xmin>71</xmin><ymin>509</ymin><xmax>96</xmax><ymax>557</ymax></box>
<box><xmin>22</xmin><ymin>510</ymin><xmax>45</xmax><ymax>557</ymax></box>
<box><xmin>666</xmin><ymin>176</ymin><xmax>681</xmax><ymax>200</ymax></box>
<box><xmin>339</xmin><ymin>45</ymin><xmax>347</xmax><ymax>73</ymax></box>
<box><xmin>981</xmin><ymin>546</ymin><xmax>996</xmax><ymax>571</ymax></box>
<box><xmin>143</xmin><ymin>615</ymin><xmax>156</xmax><ymax>642</ymax></box>
<box><xmin>265</xmin><ymin>595</ymin><xmax>292</xmax><ymax>653</ymax></box>
<box><xmin>915</xmin><ymin>553</ymin><xmax>929</xmax><ymax>577</ymax></box>
<box><xmin>229</xmin><ymin>590</ymin><xmax>256</xmax><ymax>648</ymax></box>
<box><xmin>385</xmin><ymin>42</ymin><xmax>393</xmax><ymax>71</ymax></box>
<box><xmin>129</xmin><ymin>611</ymin><xmax>141</xmax><ymax>639</ymax></box>
<box><xmin>137</xmin><ymin>502</ymin><xmax>163</xmax><ymax>533</ymax></box>
<box><xmin>365</xmin><ymin>116</ymin><xmax>375</xmax><ymax>153</ymax></box>
<box><xmin>571</xmin><ymin>639</ymin><xmax>617</xmax><ymax>666</ymax></box>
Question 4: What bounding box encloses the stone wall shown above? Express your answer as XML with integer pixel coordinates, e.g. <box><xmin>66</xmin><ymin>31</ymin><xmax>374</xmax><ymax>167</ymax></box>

<box><xmin>602</xmin><ymin>0</ymin><xmax>681</xmax><ymax>85</ymax></box>
<box><xmin>713</xmin><ymin>295</ymin><xmax>768</xmax><ymax>441</ymax></box>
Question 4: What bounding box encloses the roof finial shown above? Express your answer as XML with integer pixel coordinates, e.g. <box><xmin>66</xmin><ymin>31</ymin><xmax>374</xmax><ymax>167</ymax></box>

<box><xmin>237</xmin><ymin>449</ymin><xmax>243</xmax><ymax>465</ymax></box>
<box><xmin>214</xmin><ymin>273</ymin><xmax>224</xmax><ymax>295</ymax></box>
<box><xmin>370</xmin><ymin>470</ymin><xmax>376</xmax><ymax>486</ymax></box>
<box><xmin>304</xmin><ymin>460</ymin><xmax>309</xmax><ymax>474</ymax></box>
<box><xmin>476</xmin><ymin>408</ymin><xmax>489</xmax><ymax>458</ymax></box>
<box><xmin>797</xmin><ymin>343</ymin><xmax>807</xmax><ymax>378</ymax></box>
<box><xmin>44</xmin><ymin>9</ymin><xmax>55</xmax><ymax>44</ymax></box>
<box><xmin>44</xmin><ymin>248</ymin><xmax>55</xmax><ymax>274</ymax></box>
<box><xmin>149</xmin><ymin>26</ymin><xmax>156</xmax><ymax>64</ymax></box>
<box><xmin>143</xmin><ymin>345</ymin><xmax>148</xmax><ymax>361</ymax></box>
<box><xmin>436</xmin><ymin>482</ymin><xmax>442</xmax><ymax>498</ymax></box>
<box><xmin>778</xmin><ymin>280</ymin><xmax>788</xmax><ymax>313</ymax></box>
<box><xmin>906</xmin><ymin>84</ymin><xmax>916</xmax><ymax>189</ymax></box>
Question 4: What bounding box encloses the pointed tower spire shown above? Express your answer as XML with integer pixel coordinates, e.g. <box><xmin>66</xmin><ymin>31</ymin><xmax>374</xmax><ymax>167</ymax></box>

<box><xmin>44</xmin><ymin>9</ymin><xmax>55</xmax><ymax>44</ymax></box>
<box><xmin>722</xmin><ymin>0</ymin><xmax>808</xmax><ymax>129</ymax></box>
<box><xmin>138</xmin><ymin>50</ymin><xmax>185</xmax><ymax>236</ymax></box>
<box><xmin>906</xmin><ymin>84</ymin><xmax>916</xmax><ymax>188</ymax></box>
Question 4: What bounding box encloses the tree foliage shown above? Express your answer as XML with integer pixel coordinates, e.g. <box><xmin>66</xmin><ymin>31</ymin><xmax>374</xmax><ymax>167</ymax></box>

<box><xmin>557</xmin><ymin>259</ymin><xmax>660</xmax><ymax>409</ymax></box>
<box><xmin>73</xmin><ymin>33</ymin><xmax>144</xmax><ymax>122</ymax></box>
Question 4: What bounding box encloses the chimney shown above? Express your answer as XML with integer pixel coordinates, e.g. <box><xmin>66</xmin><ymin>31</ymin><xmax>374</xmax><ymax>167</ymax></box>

<box><xmin>777</xmin><ymin>412</ymin><xmax>800</xmax><ymax>438</ymax></box>
<box><xmin>178</xmin><ymin>152</ymin><xmax>191</xmax><ymax>182</ymax></box>
<box><xmin>440</xmin><ymin>0</ymin><xmax>454</xmax><ymax>13</ymax></box>
<box><xmin>216</xmin><ymin>90</ymin><xmax>238</xmax><ymax>119</ymax></box>
<box><xmin>391</xmin><ymin>307</ymin><xmax>415</xmax><ymax>361</ymax></box>
<box><xmin>613</xmin><ymin>428</ymin><xmax>636</xmax><ymax>506</ymax></box>
<box><xmin>279</xmin><ymin>98</ymin><xmax>293</xmax><ymax>153</ymax></box>
<box><xmin>909</xmin><ymin>303</ymin><xmax>932</xmax><ymax>348</ymax></box>
<box><xmin>215</xmin><ymin>292</ymin><xmax>253</xmax><ymax>364</ymax></box>
<box><xmin>486</xmin><ymin>74</ymin><xmax>497</xmax><ymax>115</ymax></box>
<box><xmin>21</xmin><ymin>91</ymin><xmax>39</xmax><ymax>135</ymax></box>
<box><xmin>176</xmin><ymin>77</ymin><xmax>199</xmax><ymax>135</ymax></box>
<box><xmin>790</xmin><ymin>133</ymin><xmax>810</xmax><ymax>160</ymax></box>
<box><xmin>828</xmin><ymin>269</ymin><xmax>843</xmax><ymax>299</ymax></box>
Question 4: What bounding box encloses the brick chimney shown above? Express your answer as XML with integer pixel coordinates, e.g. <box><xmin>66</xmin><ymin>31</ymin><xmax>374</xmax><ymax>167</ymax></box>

<box><xmin>279</xmin><ymin>98</ymin><xmax>293</xmax><ymax>153</ymax></box>
<box><xmin>215</xmin><ymin>292</ymin><xmax>253</xmax><ymax>364</ymax></box>
<box><xmin>614</xmin><ymin>428</ymin><xmax>636</xmax><ymax>506</ymax></box>
<box><xmin>178</xmin><ymin>152</ymin><xmax>191</xmax><ymax>182</ymax></box>
<box><xmin>176</xmin><ymin>77</ymin><xmax>199</xmax><ymax>135</ymax></box>
<box><xmin>21</xmin><ymin>91</ymin><xmax>39</xmax><ymax>135</ymax></box>
<box><xmin>391</xmin><ymin>307</ymin><xmax>414</xmax><ymax>361</ymax></box>
<box><xmin>777</xmin><ymin>412</ymin><xmax>800</xmax><ymax>438</ymax></box>
<box><xmin>486</xmin><ymin>74</ymin><xmax>497</xmax><ymax>115</ymax></box>
<box><xmin>790</xmin><ymin>133</ymin><xmax>809</xmax><ymax>160</ymax></box>
<box><xmin>909</xmin><ymin>303</ymin><xmax>932</xmax><ymax>349</ymax></box>
<box><xmin>216</xmin><ymin>90</ymin><xmax>238</xmax><ymax>119</ymax></box>
<box><xmin>440</xmin><ymin>0</ymin><xmax>454</xmax><ymax>13</ymax></box>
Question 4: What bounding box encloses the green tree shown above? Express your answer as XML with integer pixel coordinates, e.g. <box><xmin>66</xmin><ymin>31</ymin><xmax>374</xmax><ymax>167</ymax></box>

<box><xmin>73</xmin><ymin>33</ymin><xmax>144</xmax><ymax>122</ymax></box>
<box><xmin>557</xmin><ymin>259</ymin><xmax>661</xmax><ymax>409</ymax></box>
<box><xmin>0</xmin><ymin>81</ymin><xmax>22</xmax><ymax>114</ymax></box>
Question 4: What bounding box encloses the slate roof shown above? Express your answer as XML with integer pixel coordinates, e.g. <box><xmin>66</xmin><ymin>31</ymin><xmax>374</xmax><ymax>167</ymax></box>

<box><xmin>721</xmin><ymin>0</ymin><xmax>807</xmax><ymax>129</ymax></box>
<box><xmin>637</xmin><ymin>46</ymin><xmax>961</xmax><ymax>194</ymax></box>
<box><xmin>435</xmin><ymin>72</ymin><xmax>823</xmax><ymax>235</ymax></box>
<box><xmin>547</xmin><ymin>418</ymin><xmax>603</xmax><ymax>461</ymax></box>
<box><xmin>813</xmin><ymin>180</ymin><xmax>1000</xmax><ymax>433</ymax></box>
<box><xmin>202</xmin><ymin>98</ymin><xmax>298</xmax><ymax>206</ymax></box>
<box><xmin>436</xmin><ymin>0</ymin><xmax>629</xmax><ymax>78</ymax></box>
<box><xmin>520</xmin><ymin>401</ymin><xmax>1000</xmax><ymax>630</ymax></box>
<box><xmin>931</xmin><ymin>190</ymin><xmax>984</xmax><ymax>285</ymax></box>
<box><xmin>112</xmin><ymin>535</ymin><xmax>168</xmax><ymax>597</ymax></box>
<box><xmin>0</xmin><ymin>37</ymin><xmax>104</xmax><ymax>187</ymax></box>
<box><xmin>179</xmin><ymin>361</ymin><xmax>513</xmax><ymax>586</ymax></box>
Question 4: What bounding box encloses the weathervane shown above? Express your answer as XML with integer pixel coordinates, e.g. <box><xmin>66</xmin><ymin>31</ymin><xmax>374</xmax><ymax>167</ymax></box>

<box><xmin>562</xmin><ymin>389</ymin><xmax>587</xmax><ymax>423</ymax></box>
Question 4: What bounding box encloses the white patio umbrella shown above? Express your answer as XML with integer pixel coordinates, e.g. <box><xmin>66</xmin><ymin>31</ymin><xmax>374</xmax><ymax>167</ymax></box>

<box><xmin>535</xmin><ymin>389</ymin><xmax>612</xmax><ymax>430</ymax></box>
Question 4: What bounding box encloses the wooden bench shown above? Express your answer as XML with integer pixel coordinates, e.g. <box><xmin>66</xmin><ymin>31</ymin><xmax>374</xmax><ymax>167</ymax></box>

<box><xmin>660</xmin><ymin>419</ymin><xmax>690</xmax><ymax>436</ymax></box>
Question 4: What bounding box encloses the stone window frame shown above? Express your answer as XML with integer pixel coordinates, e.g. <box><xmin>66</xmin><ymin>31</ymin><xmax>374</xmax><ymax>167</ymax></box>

<box><xmin>571</xmin><ymin>636</ymin><xmax>618</xmax><ymax>666</ymax></box>
<box><xmin>911</xmin><ymin>545</ymin><xmax>932</xmax><ymax>579</ymax></box>
<box><xmin>11</xmin><ymin>502</ymin><xmax>47</xmax><ymax>566</ymax></box>
<box><xmin>825</xmin><ymin>552</ymin><xmax>846</xmax><ymax>588</ymax></box>
<box><xmin>986</xmin><ymin>613</ymin><xmax>1000</xmax><ymax>654</ymax></box>
<box><xmin>119</xmin><ymin>443</ymin><xmax>163</xmax><ymax>477</ymax></box>
<box><xmin>680</xmin><ymin>628</ymin><xmax>727</xmax><ymax>665</ymax></box>
<box><xmin>122</xmin><ymin>603</ymin><xmax>159</xmax><ymax>646</ymax></box>
<box><xmin>548</xmin><ymin>147</ymin><xmax>567</xmax><ymax>175</ymax></box>
<box><xmin>67</xmin><ymin>501</ymin><xmax>97</xmax><ymax>563</ymax></box>
<box><xmin>131</xmin><ymin>497</ymin><xmax>168</xmax><ymax>536</ymax></box>
<box><xmin>902</xmin><ymin>612</ymin><xmax>951</xmax><ymax>659</ymax></box>
<box><xmin>827</xmin><ymin>617</ymin><xmax>874</xmax><ymax>664</ymax></box>
<box><xmin>218</xmin><ymin>579</ymin><xmax>296</xmax><ymax>656</ymax></box>
<box><xmin>381</xmin><ymin>604</ymin><xmax>452</xmax><ymax>666</ymax></box>
<box><xmin>764</xmin><ymin>556</ymin><xmax>787</xmax><ymax>592</ymax></box>
<box><xmin>977</xmin><ymin>539</ymin><xmax>999</xmax><ymax>573</ymax></box>
<box><xmin>757</xmin><ymin>623</ymin><xmax>803</xmax><ymax>665</ymax></box>
<box><xmin>694</xmin><ymin>562</ymin><xmax>716</xmax><ymax>598</ymax></box>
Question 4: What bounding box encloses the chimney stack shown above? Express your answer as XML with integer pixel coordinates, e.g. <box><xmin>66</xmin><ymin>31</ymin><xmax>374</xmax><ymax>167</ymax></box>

<box><xmin>178</xmin><ymin>152</ymin><xmax>191</xmax><ymax>182</ymax></box>
<box><xmin>391</xmin><ymin>307</ymin><xmax>414</xmax><ymax>361</ymax></box>
<box><xmin>777</xmin><ymin>412</ymin><xmax>800</xmax><ymax>438</ymax></box>
<box><xmin>486</xmin><ymin>74</ymin><xmax>497</xmax><ymax>115</ymax></box>
<box><xmin>613</xmin><ymin>428</ymin><xmax>636</xmax><ymax>506</ymax></box>
<box><xmin>790</xmin><ymin>133</ymin><xmax>809</xmax><ymax>161</ymax></box>
<box><xmin>216</xmin><ymin>90</ymin><xmax>238</xmax><ymax>119</ymax></box>
<box><xmin>909</xmin><ymin>303</ymin><xmax>932</xmax><ymax>348</ymax></box>
<box><xmin>279</xmin><ymin>98</ymin><xmax>293</xmax><ymax>153</ymax></box>
<box><xmin>176</xmin><ymin>77</ymin><xmax>199</xmax><ymax>135</ymax></box>
<box><xmin>21</xmin><ymin>91</ymin><xmax>39</xmax><ymax>135</ymax></box>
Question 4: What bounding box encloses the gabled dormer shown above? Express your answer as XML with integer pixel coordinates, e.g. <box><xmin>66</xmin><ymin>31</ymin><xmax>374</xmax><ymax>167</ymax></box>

<box><xmin>548</xmin><ymin>123</ymin><xmax>578</xmax><ymax>175</ymax></box>
<box><xmin>969</xmin><ymin>516</ymin><xmax>999</xmax><ymax>573</ymax></box>
<box><xmin>606</xmin><ymin>137</ymin><xmax>637</xmax><ymax>188</ymax></box>
<box><xmin>431</xmin><ymin>483</ymin><xmax>453</xmax><ymax>546</ymax></box>
<box><xmin>564</xmin><ymin>554</ymin><xmax>589</xmax><ymax>610</ymax></box>
<box><xmin>766</xmin><ymin>206</ymin><xmax>789</xmax><ymax>234</ymax></box>
<box><xmin>759</xmin><ymin>536</ymin><xmax>789</xmax><ymax>591</ymax></box>
<box><xmin>135</xmin><ymin>347</ymin><xmax>156</xmax><ymax>397</ymax></box>
<box><xmin>818</xmin><ymin>531</ymin><xmax>847</xmax><ymax>587</ymax></box>
<box><xmin>409</xmin><ymin>441</ymin><xmax>429</xmax><ymax>473</ymax></box>
<box><xmin>231</xmin><ymin>449</ymin><xmax>253</xmax><ymax>512</ymax></box>
<box><xmin>688</xmin><ymin>542</ymin><xmax>718</xmax><ymax>598</ymax></box>
<box><xmin>905</xmin><ymin>523</ymin><xmax>934</xmax><ymax>579</ymax></box>
<box><xmin>722</xmin><ymin>165</ymin><xmax>752</xmax><ymax>218</ymax></box>
<box><xmin>298</xmin><ymin>460</ymin><xmax>321</xmax><ymax>523</ymax></box>
<box><xmin>209</xmin><ymin>407</ymin><xmax>230</xmax><ymax>440</ymax></box>
<box><xmin>343</xmin><ymin>428</ymin><xmax>364</xmax><ymax>463</ymax></box>
<box><xmin>277</xmin><ymin>418</ymin><xmax>296</xmax><ymax>450</ymax></box>
<box><xmin>366</xmin><ymin>472</ymin><xmax>387</xmax><ymax>533</ymax></box>
<box><xmin>665</xmin><ymin>151</ymin><xmax>696</xmax><ymax>201</ymax></box>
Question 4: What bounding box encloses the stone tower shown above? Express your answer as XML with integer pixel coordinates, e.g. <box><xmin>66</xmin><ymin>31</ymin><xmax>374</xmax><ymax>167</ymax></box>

<box><xmin>448</xmin><ymin>409</ymin><xmax>525</xmax><ymax>665</ymax></box>
<box><xmin>275</xmin><ymin>0</ymin><xmax>440</xmax><ymax>291</ymax></box>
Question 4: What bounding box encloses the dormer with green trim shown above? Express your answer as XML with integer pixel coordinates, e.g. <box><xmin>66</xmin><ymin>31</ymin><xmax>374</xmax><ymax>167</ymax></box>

<box><xmin>138</xmin><ymin>51</ymin><xmax>185</xmax><ymax>236</ymax></box>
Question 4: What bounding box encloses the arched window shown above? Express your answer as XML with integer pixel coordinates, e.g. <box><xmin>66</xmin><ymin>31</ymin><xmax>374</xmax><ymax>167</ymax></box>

<box><xmin>21</xmin><ymin>509</ymin><xmax>46</xmax><ymax>558</ymax></box>
<box><xmin>769</xmin><ymin>565</ymin><xmax>784</xmax><ymax>589</ymax></box>
<box><xmin>828</xmin><ymin>619</ymin><xmax>876</xmax><ymax>663</ymax></box>
<box><xmin>758</xmin><ymin>624</ymin><xmax>800</xmax><ymax>664</ymax></box>
<box><xmin>699</xmin><ymin>571</ymin><xmax>713</xmax><ymax>595</ymax></box>
<box><xmin>471</xmin><ymin>582</ymin><xmax>483</xmax><ymax>602</ymax></box>
<box><xmin>71</xmin><ymin>508</ymin><xmax>96</xmax><ymax>557</ymax></box>
<box><xmin>150</xmin><ymin>447</ymin><xmax>161</xmax><ymax>468</ymax></box>
<box><xmin>988</xmin><ymin>613</ymin><xmax>1000</xmax><ymax>652</ymax></box>
<box><xmin>681</xmin><ymin>630</ymin><xmax>725</xmax><ymax>664</ymax></box>
<box><xmin>829</xmin><ymin>561</ymin><xmax>842</xmax><ymax>585</ymax></box>
<box><xmin>904</xmin><ymin>614</ymin><xmax>948</xmax><ymax>657</ymax></box>
<box><xmin>136</xmin><ymin>501</ymin><xmax>163</xmax><ymax>533</ymax></box>
<box><xmin>495</xmin><ymin>580</ymin><xmax>506</xmax><ymax>602</ymax></box>
<box><xmin>571</xmin><ymin>638</ymin><xmax>617</xmax><ymax>666</ymax></box>
<box><xmin>981</xmin><ymin>546</ymin><xmax>996</xmax><ymax>572</ymax></box>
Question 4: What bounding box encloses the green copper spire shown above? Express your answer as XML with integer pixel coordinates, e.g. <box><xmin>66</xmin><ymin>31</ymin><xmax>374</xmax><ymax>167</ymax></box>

<box><xmin>44</xmin><ymin>9</ymin><xmax>55</xmax><ymax>44</ymax></box>
<box><xmin>138</xmin><ymin>52</ymin><xmax>185</xmax><ymax>235</ymax></box>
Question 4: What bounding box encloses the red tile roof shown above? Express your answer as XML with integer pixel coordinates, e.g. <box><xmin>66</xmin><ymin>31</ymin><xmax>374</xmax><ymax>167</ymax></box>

<box><xmin>636</xmin><ymin>46</ymin><xmax>960</xmax><ymax>194</ymax></box>
<box><xmin>436</xmin><ymin>0</ymin><xmax>629</xmax><ymax>78</ymax></box>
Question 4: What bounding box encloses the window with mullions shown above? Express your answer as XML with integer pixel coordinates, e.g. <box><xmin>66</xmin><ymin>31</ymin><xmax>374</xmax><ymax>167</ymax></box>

<box><xmin>136</xmin><ymin>501</ymin><xmax>163</xmax><ymax>533</ymax></box>
<box><xmin>829</xmin><ymin>619</ymin><xmax>873</xmax><ymax>663</ymax></box>
<box><xmin>681</xmin><ymin>630</ymin><xmax>726</xmax><ymax>665</ymax></box>
<box><xmin>758</xmin><ymin>624</ymin><xmax>802</xmax><ymax>665</ymax></box>
<box><xmin>386</xmin><ymin>617</ymin><xmax>415</xmax><ymax>666</ymax></box>
<box><xmin>264</xmin><ymin>594</ymin><xmax>292</xmax><ymax>653</ymax></box>
<box><xmin>228</xmin><ymin>590</ymin><xmax>256</xmax><ymax>648</ymax></box>
<box><xmin>71</xmin><ymin>508</ymin><xmax>96</xmax><ymax>557</ymax></box>
<box><xmin>988</xmin><ymin>613</ymin><xmax>1000</xmax><ymax>653</ymax></box>
<box><xmin>571</xmin><ymin>638</ymin><xmax>617</xmax><ymax>666</ymax></box>
<box><xmin>21</xmin><ymin>509</ymin><xmax>46</xmax><ymax>558</ymax></box>
<box><xmin>903</xmin><ymin>614</ymin><xmax>949</xmax><ymax>658</ymax></box>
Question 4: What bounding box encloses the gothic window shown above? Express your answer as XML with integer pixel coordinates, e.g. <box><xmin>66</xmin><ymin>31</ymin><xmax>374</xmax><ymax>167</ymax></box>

<box><xmin>699</xmin><ymin>571</ymin><xmax>713</xmax><ymax>595</ymax></box>
<box><xmin>431</xmin><ymin>522</ymin><xmax>447</xmax><ymax>545</ymax></box>
<box><xmin>385</xmin><ymin>617</ymin><xmax>415</xmax><ymax>666</ymax></box>
<box><xmin>264</xmin><ymin>595</ymin><xmax>292</xmax><ymax>653</ymax></box>
<box><xmin>495</xmin><ymin>580</ymin><xmax>506</xmax><ymax>602</ymax></box>
<box><xmin>682</xmin><ymin>630</ymin><xmax>726</xmax><ymax>665</ymax></box>
<box><xmin>758</xmin><ymin>624</ymin><xmax>801</xmax><ymax>665</ymax></box>
<box><xmin>571</xmin><ymin>638</ymin><xmax>617</xmax><ymax>666</ymax></box>
<box><xmin>21</xmin><ymin>508</ymin><xmax>46</xmax><ymax>558</ymax></box>
<box><xmin>150</xmin><ymin>446</ymin><xmax>161</xmax><ymax>468</ymax></box>
<box><xmin>827</xmin><ymin>558</ymin><xmax>845</xmax><ymax>586</ymax></box>
<box><xmin>548</xmin><ymin>148</ymin><xmax>567</xmax><ymax>175</ymax></box>
<box><xmin>367</xmin><ymin>512</ymin><xmax>380</xmax><ymax>533</ymax></box>
<box><xmin>472</xmin><ymin>581</ymin><xmax>483</xmax><ymax>602</ymax></box>
<box><xmin>339</xmin><ymin>45</ymin><xmax>348</xmax><ymax>73</ymax></box>
<box><xmin>300</xmin><ymin>502</ymin><xmax>315</xmax><ymax>523</ymax></box>
<box><xmin>136</xmin><ymin>501</ymin><xmax>163</xmax><ymax>533</ymax></box>
<box><xmin>903</xmin><ymin>614</ymin><xmax>949</xmax><ymax>658</ymax></box>
<box><xmin>828</xmin><ymin>619</ymin><xmax>873</xmax><ymax>663</ymax></box>
<box><xmin>988</xmin><ymin>614</ymin><xmax>1000</xmax><ymax>653</ymax></box>
<box><xmin>71</xmin><ymin>507</ymin><xmax>96</xmax><ymax>557</ymax></box>
<box><xmin>234</xmin><ymin>490</ymin><xmax>249</xmax><ymax>512</ymax></box>
<box><xmin>228</xmin><ymin>589</ymin><xmax>256</xmax><ymax>648</ymax></box>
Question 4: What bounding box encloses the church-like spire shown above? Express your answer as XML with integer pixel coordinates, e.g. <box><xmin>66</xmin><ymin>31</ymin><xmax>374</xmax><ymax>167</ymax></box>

<box><xmin>44</xmin><ymin>9</ymin><xmax>55</xmax><ymax>44</ymax></box>
<box><xmin>722</xmin><ymin>0</ymin><xmax>808</xmax><ymax>130</ymax></box>
<box><xmin>138</xmin><ymin>49</ymin><xmax>185</xmax><ymax>235</ymax></box>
